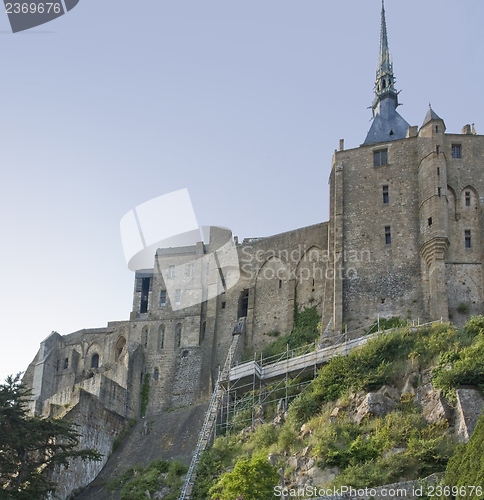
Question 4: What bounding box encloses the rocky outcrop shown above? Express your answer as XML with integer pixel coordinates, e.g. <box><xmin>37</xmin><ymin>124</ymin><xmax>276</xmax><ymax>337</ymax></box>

<box><xmin>456</xmin><ymin>388</ymin><xmax>484</xmax><ymax>442</ymax></box>
<box><xmin>416</xmin><ymin>383</ymin><xmax>451</xmax><ymax>424</ymax></box>
<box><xmin>354</xmin><ymin>393</ymin><xmax>396</xmax><ymax>424</ymax></box>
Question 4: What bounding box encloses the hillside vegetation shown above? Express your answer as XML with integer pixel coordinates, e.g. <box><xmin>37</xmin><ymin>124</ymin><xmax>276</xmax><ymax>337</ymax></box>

<box><xmin>193</xmin><ymin>316</ymin><xmax>484</xmax><ymax>500</ymax></box>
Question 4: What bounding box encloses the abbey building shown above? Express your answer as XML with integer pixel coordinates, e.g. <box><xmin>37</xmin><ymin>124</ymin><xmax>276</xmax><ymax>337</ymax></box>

<box><xmin>22</xmin><ymin>2</ymin><xmax>484</xmax><ymax>497</ymax></box>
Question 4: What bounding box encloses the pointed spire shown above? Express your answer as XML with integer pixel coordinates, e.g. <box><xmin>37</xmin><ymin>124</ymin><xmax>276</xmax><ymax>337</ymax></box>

<box><xmin>372</xmin><ymin>0</ymin><xmax>398</xmax><ymax>115</ymax></box>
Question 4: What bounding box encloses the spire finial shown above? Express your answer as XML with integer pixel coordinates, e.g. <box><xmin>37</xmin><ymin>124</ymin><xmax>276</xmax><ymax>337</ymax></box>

<box><xmin>371</xmin><ymin>0</ymin><xmax>398</xmax><ymax>115</ymax></box>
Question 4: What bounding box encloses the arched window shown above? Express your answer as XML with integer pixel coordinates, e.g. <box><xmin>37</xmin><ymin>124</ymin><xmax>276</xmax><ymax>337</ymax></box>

<box><xmin>159</xmin><ymin>325</ymin><xmax>165</xmax><ymax>349</ymax></box>
<box><xmin>115</xmin><ymin>336</ymin><xmax>126</xmax><ymax>362</ymax></box>
<box><xmin>176</xmin><ymin>323</ymin><xmax>182</xmax><ymax>348</ymax></box>
<box><xmin>91</xmin><ymin>354</ymin><xmax>99</xmax><ymax>369</ymax></box>
<box><xmin>154</xmin><ymin>368</ymin><xmax>159</xmax><ymax>380</ymax></box>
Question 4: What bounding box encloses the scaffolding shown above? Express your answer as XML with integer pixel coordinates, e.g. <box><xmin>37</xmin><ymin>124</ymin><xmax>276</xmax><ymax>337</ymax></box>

<box><xmin>180</xmin><ymin>316</ymin><xmax>442</xmax><ymax>499</ymax></box>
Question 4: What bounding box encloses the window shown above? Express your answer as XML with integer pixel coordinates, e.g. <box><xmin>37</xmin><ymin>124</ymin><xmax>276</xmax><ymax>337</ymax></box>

<box><xmin>438</xmin><ymin>187</ymin><xmax>441</xmax><ymax>197</ymax></box>
<box><xmin>187</xmin><ymin>263</ymin><xmax>194</xmax><ymax>277</ymax></box>
<box><xmin>159</xmin><ymin>325</ymin><xmax>165</xmax><ymax>349</ymax></box>
<box><xmin>385</xmin><ymin>226</ymin><xmax>391</xmax><ymax>245</ymax></box>
<box><xmin>167</xmin><ymin>265</ymin><xmax>175</xmax><ymax>279</ymax></box>
<box><xmin>465</xmin><ymin>230</ymin><xmax>472</xmax><ymax>248</ymax></box>
<box><xmin>64</xmin><ymin>358</ymin><xmax>68</xmax><ymax>370</ymax></box>
<box><xmin>465</xmin><ymin>191</ymin><xmax>471</xmax><ymax>207</ymax></box>
<box><xmin>373</xmin><ymin>149</ymin><xmax>388</xmax><ymax>167</ymax></box>
<box><xmin>382</xmin><ymin>185</ymin><xmax>389</xmax><ymax>204</ymax></box>
<box><xmin>140</xmin><ymin>277</ymin><xmax>150</xmax><ymax>314</ymax></box>
<box><xmin>436</xmin><ymin>125</ymin><xmax>439</xmax><ymax>133</ymax></box>
<box><xmin>143</xmin><ymin>327</ymin><xmax>148</xmax><ymax>348</ymax></box>
<box><xmin>160</xmin><ymin>290</ymin><xmax>166</xmax><ymax>306</ymax></box>
<box><xmin>437</xmin><ymin>167</ymin><xmax>440</xmax><ymax>176</ymax></box>
<box><xmin>428</xmin><ymin>217</ymin><xmax>433</xmax><ymax>226</ymax></box>
<box><xmin>175</xmin><ymin>289</ymin><xmax>181</xmax><ymax>306</ymax></box>
<box><xmin>452</xmin><ymin>144</ymin><xmax>462</xmax><ymax>159</ymax></box>
<box><xmin>56</xmin><ymin>360</ymin><xmax>60</xmax><ymax>372</ymax></box>
<box><xmin>154</xmin><ymin>368</ymin><xmax>159</xmax><ymax>380</ymax></box>
<box><xmin>436</xmin><ymin>145</ymin><xmax>439</xmax><ymax>155</ymax></box>
<box><xmin>279</xmin><ymin>279</ymin><xmax>282</xmax><ymax>289</ymax></box>
<box><xmin>91</xmin><ymin>354</ymin><xmax>99</xmax><ymax>369</ymax></box>
<box><xmin>176</xmin><ymin>324</ymin><xmax>182</xmax><ymax>347</ymax></box>
<box><xmin>221</xmin><ymin>301</ymin><xmax>226</xmax><ymax>309</ymax></box>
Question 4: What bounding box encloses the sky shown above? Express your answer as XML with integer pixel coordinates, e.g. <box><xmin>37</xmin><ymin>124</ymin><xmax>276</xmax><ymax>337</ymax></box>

<box><xmin>1</xmin><ymin>0</ymin><xmax>484</xmax><ymax>382</ymax></box>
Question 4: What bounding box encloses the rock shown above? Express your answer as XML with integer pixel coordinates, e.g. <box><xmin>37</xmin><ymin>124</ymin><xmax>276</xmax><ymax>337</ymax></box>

<box><xmin>422</xmin><ymin>368</ymin><xmax>433</xmax><ymax>385</ymax></box>
<box><xmin>268</xmin><ymin>453</ymin><xmax>277</xmax><ymax>466</ymax></box>
<box><xmin>296</xmin><ymin>474</ymin><xmax>309</xmax><ymax>487</ymax></box>
<box><xmin>145</xmin><ymin>491</ymin><xmax>151</xmax><ymax>499</ymax></box>
<box><xmin>301</xmin><ymin>445</ymin><xmax>312</xmax><ymax>457</ymax></box>
<box><xmin>308</xmin><ymin>466</ymin><xmax>340</xmax><ymax>487</ymax></box>
<box><xmin>377</xmin><ymin>385</ymin><xmax>401</xmax><ymax>401</ymax></box>
<box><xmin>456</xmin><ymin>388</ymin><xmax>484</xmax><ymax>442</ymax></box>
<box><xmin>277</xmin><ymin>398</ymin><xmax>286</xmax><ymax>416</ymax></box>
<box><xmin>401</xmin><ymin>374</ymin><xmax>418</xmax><ymax>396</ymax></box>
<box><xmin>273</xmin><ymin>415</ymin><xmax>284</xmax><ymax>425</ymax></box>
<box><xmin>416</xmin><ymin>383</ymin><xmax>450</xmax><ymax>424</ymax></box>
<box><xmin>354</xmin><ymin>393</ymin><xmax>396</xmax><ymax>424</ymax></box>
<box><xmin>287</xmin><ymin>456</ymin><xmax>301</xmax><ymax>469</ymax></box>
<box><xmin>304</xmin><ymin>457</ymin><xmax>316</xmax><ymax>470</ymax></box>
<box><xmin>300</xmin><ymin>423</ymin><xmax>308</xmax><ymax>433</ymax></box>
<box><xmin>383</xmin><ymin>447</ymin><xmax>406</xmax><ymax>459</ymax></box>
<box><xmin>300</xmin><ymin>429</ymin><xmax>311</xmax><ymax>439</ymax></box>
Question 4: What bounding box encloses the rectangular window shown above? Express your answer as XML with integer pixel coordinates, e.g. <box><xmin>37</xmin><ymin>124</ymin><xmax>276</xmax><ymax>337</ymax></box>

<box><xmin>438</xmin><ymin>187</ymin><xmax>441</xmax><ymax>197</ymax></box>
<box><xmin>382</xmin><ymin>185</ymin><xmax>389</xmax><ymax>204</ymax></box>
<box><xmin>187</xmin><ymin>263</ymin><xmax>194</xmax><ymax>277</ymax></box>
<box><xmin>436</xmin><ymin>125</ymin><xmax>439</xmax><ymax>133</ymax></box>
<box><xmin>160</xmin><ymin>290</ymin><xmax>166</xmax><ymax>307</ymax></box>
<box><xmin>167</xmin><ymin>265</ymin><xmax>175</xmax><ymax>279</ymax></box>
<box><xmin>374</xmin><ymin>149</ymin><xmax>388</xmax><ymax>167</ymax></box>
<box><xmin>437</xmin><ymin>167</ymin><xmax>440</xmax><ymax>176</ymax></box>
<box><xmin>452</xmin><ymin>144</ymin><xmax>462</xmax><ymax>159</ymax></box>
<box><xmin>465</xmin><ymin>230</ymin><xmax>471</xmax><ymax>248</ymax></box>
<box><xmin>175</xmin><ymin>289</ymin><xmax>181</xmax><ymax>305</ymax></box>
<box><xmin>428</xmin><ymin>217</ymin><xmax>433</xmax><ymax>226</ymax></box>
<box><xmin>385</xmin><ymin>226</ymin><xmax>391</xmax><ymax>245</ymax></box>
<box><xmin>221</xmin><ymin>301</ymin><xmax>226</xmax><ymax>309</ymax></box>
<box><xmin>465</xmin><ymin>191</ymin><xmax>471</xmax><ymax>207</ymax></box>
<box><xmin>436</xmin><ymin>145</ymin><xmax>440</xmax><ymax>155</ymax></box>
<box><xmin>279</xmin><ymin>279</ymin><xmax>282</xmax><ymax>289</ymax></box>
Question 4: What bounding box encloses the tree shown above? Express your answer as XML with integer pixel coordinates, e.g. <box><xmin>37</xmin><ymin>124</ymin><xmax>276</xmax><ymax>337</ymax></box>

<box><xmin>0</xmin><ymin>374</ymin><xmax>102</xmax><ymax>499</ymax></box>
<box><xmin>209</xmin><ymin>455</ymin><xmax>279</xmax><ymax>500</ymax></box>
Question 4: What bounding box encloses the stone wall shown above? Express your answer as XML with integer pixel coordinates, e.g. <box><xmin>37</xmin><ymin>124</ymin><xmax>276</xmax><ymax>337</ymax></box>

<box><xmin>47</xmin><ymin>389</ymin><xmax>127</xmax><ymax>500</ymax></box>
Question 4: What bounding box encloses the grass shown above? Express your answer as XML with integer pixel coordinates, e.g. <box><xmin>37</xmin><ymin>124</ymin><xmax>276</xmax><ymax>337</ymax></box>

<box><xmin>105</xmin><ymin>459</ymin><xmax>187</xmax><ymax>500</ymax></box>
<box><xmin>192</xmin><ymin>316</ymin><xmax>484</xmax><ymax>498</ymax></box>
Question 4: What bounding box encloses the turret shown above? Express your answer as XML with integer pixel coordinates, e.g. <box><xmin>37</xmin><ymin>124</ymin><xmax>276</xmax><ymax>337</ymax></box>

<box><xmin>418</xmin><ymin>105</ymin><xmax>449</xmax><ymax>320</ymax></box>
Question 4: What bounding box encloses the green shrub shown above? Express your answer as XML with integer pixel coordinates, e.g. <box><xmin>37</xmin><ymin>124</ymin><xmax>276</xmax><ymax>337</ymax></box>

<box><xmin>209</xmin><ymin>455</ymin><xmax>279</xmax><ymax>500</ymax></box>
<box><xmin>457</xmin><ymin>303</ymin><xmax>470</xmax><ymax>314</ymax></box>
<box><xmin>445</xmin><ymin>412</ymin><xmax>484</xmax><ymax>499</ymax></box>
<box><xmin>432</xmin><ymin>332</ymin><xmax>484</xmax><ymax>397</ymax></box>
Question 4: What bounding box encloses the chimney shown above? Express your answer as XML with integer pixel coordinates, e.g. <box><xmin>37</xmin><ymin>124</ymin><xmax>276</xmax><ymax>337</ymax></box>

<box><xmin>462</xmin><ymin>124</ymin><xmax>472</xmax><ymax>135</ymax></box>
<box><xmin>339</xmin><ymin>139</ymin><xmax>344</xmax><ymax>151</ymax></box>
<box><xmin>472</xmin><ymin>123</ymin><xmax>476</xmax><ymax>135</ymax></box>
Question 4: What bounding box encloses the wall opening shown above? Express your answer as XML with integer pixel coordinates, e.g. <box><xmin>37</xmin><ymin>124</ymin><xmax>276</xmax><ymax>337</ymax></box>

<box><xmin>140</xmin><ymin>277</ymin><xmax>150</xmax><ymax>313</ymax></box>
<box><xmin>115</xmin><ymin>336</ymin><xmax>127</xmax><ymax>362</ymax></box>
<box><xmin>238</xmin><ymin>289</ymin><xmax>249</xmax><ymax>318</ymax></box>
<box><xmin>91</xmin><ymin>354</ymin><xmax>99</xmax><ymax>369</ymax></box>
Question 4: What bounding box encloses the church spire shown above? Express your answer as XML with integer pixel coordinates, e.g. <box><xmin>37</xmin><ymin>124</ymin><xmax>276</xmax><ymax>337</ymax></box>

<box><xmin>372</xmin><ymin>0</ymin><xmax>398</xmax><ymax>115</ymax></box>
<box><xmin>364</xmin><ymin>1</ymin><xmax>409</xmax><ymax>144</ymax></box>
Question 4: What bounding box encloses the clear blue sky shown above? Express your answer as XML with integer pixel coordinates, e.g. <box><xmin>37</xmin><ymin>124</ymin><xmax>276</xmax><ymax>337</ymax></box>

<box><xmin>1</xmin><ymin>0</ymin><xmax>483</xmax><ymax>381</ymax></box>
